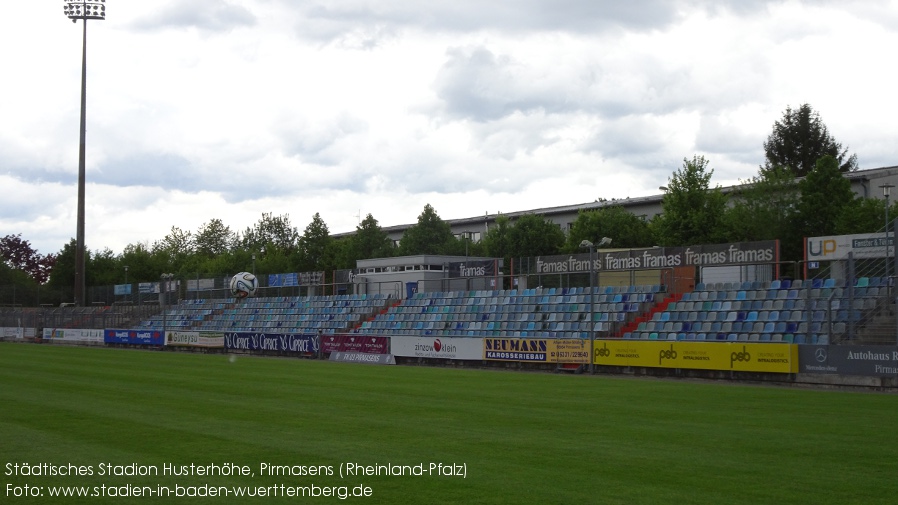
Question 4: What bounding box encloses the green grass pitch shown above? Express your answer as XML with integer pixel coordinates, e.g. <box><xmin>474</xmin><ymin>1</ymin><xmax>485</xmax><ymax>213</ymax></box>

<box><xmin>2</xmin><ymin>343</ymin><xmax>898</xmax><ymax>504</ymax></box>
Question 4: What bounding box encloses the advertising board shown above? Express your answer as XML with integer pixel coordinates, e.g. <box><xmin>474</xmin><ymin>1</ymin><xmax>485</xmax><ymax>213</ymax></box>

<box><xmin>321</xmin><ymin>334</ymin><xmax>389</xmax><ymax>354</ymax></box>
<box><xmin>534</xmin><ymin>240</ymin><xmax>778</xmax><ymax>274</ymax></box>
<box><xmin>482</xmin><ymin>338</ymin><xmax>591</xmax><ymax>364</ymax></box>
<box><xmin>165</xmin><ymin>331</ymin><xmax>225</xmax><ymax>348</ymax></box>
<box><xmin>223</xmin><ymin>331</ymin><xmax>319</xmax><ymax>354</ymax></box>
<box><xmin>798</xmin><ymin>345</ymin><xmax>898</xmax><ymax>377</ymax></box>
<box><xmin>392</xmin><ymin>337</ymin><xmax>483</xmax><ymax>360</ymax></box>
<box><xmin>592</xmin><ymin>340</ymin><xmax>797</xmax><ymax>373</ymax></box>
<box><xmin>104</xmin><ymin>329</ymin><xmax>165</xmax><ymax>346</ymax></box>
<box><xmin>43</xmin><ymin>328</ymin><xmax>103</xmax><ymax>343</ymax></box>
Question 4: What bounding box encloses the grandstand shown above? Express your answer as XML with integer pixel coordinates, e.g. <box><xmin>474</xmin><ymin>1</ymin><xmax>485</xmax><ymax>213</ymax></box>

<box><xmin>623</xmin><ymin>277</ymin><xmax>887</xmax><ymax>344</ymax></box>
<box><xmin>357</xmin><ymin>285</ymin><xmax>662</xmax><ymax>338</ymax></box>
<box><xmin>6</xmin><ymin>259</ymin><xmax>898</xmax><ymax>387</ymax></box>
<box><xmin>77</xmin><ymin>275</ymin><xmax>888</xmax><ymax>345</ymax></box>
<box><xmin>3</xmin><ymin>232</ymin><xmax>897</xmax><ymax>348</ymax></box>
<box><xmin>0</xmin><ymin>303</ymin><xmax>156</xmax><ymax>334</ymax></box>
<box><xmin>135</xmin><ymin>294</ymin><xmax>393</xmax><ymax>334</ymax></box>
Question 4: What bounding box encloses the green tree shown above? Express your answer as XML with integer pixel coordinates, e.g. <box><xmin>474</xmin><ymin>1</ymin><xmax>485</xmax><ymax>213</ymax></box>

<box><xmin>795</xmin><ymin>155</ymin><xmax>855</xmax><ymax>238</ymax></box>
<box><xmin>508</xmin><ymin>214</ymin><xmax>565</xmax><ymax>258</ymax></box>
<box><xmin>763</xmin><ymin>103</ymin><xmax>858</xmax><ymax>176</ymax></box>
<box><xmin>329</xmin><ymin>237</ymin><xmax>357</xmax><ymax>270</ymax></box>
<box><xmin>195</xmin><ymin>218</ymin><xmax>236</xmax><ymax>258</ymax></box>
<box><xmin>724</xmin><ymin>167</ymin><xmax>798</xmax><ymax>241</ymax></box>
<box><xmin>482</xmin><ymin>215</ymin><xmax>513</xmax><ymax>259</ymax></box>
<box><xmin>88</xmin><ymin>248</ymin><xmax>119</xmax><ymax>287</ymax></box>
<box><xmin>398</xmin><ymin>204</ymin><xmax>456</xmax><ymax>255</ymax></box>
<box><xmin>0</xmin><ymin>263</ymin><xmax>38</xmax><ymax>306</ymax></box>
<box><xmin>351</xmin><ymin>214</ymin><xmax>394</xmax><ymax>260</ymax></box>
<box><xmin>241</xmin><ymin>212</ymin><xmax>299</xmax><ymax>255</ymax></box>
<box><xmin>152</xmin><ymin>226</ymin><xmax>194</xmax><ymax>272</ymax></box>
<box><xmin>47</xmin><ymin>239</ymin><xmax>83</xmax><ymax>297</ymax></box>
<box><xmin>0</xmin><ymin>261</ymin><xmax>15</xmax><ymax>286</ymax></box>
<box><xmin>653</xmin><ymin>155</ymin><xmax>728</xmax><ymax>246</ymax></box>
<box><xmin>119</xmin><ymin>242</ymin><xmax>157</xmax><ymax>283</ymax></box>
<box><xmin>834</xmin><ymin>195</ymin><xmax>898</xmax><ymax>235</ymax></box>
<box><xmin>722</xmin><ymin>166</ymin><xmax>802</xmax><ymax>260</ymax></box>
<box><xmin>297</xmin><ymin>213</ymin><xmax>332</xmax><ymax>271</ymax></box>
<box><xmin>565</xmin><ymin>205</ymin><xmax>653</xmax><ymax>251</ymax></box>
<box><xmin>455</xmin><ymin>231</ymin><xmax>484</xmax><ymax>258</ymax></box>
<box><xmin>196</xmin><ymin>252</ymin><xmax>248</xmax><ymax>280</ymax></box>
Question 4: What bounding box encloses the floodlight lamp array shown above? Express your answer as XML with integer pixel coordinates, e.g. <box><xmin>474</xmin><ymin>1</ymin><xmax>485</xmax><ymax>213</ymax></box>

<box><xmin>63</xmin><ymin>0</ymin><xmax>106</xmax><ymax>21</ymax></box>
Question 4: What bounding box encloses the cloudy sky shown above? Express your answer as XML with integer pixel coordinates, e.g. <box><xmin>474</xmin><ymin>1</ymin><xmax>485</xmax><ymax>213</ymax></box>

<box><xmin>2</xmin><ymin>1</ymin><xmax>897</xmax><ymax>256</ymax></box>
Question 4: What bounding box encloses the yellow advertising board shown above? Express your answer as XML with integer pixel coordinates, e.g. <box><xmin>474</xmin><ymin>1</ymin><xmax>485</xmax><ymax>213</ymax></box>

<box><xmin>552</xmin><ymin>339</ymin><xmax>590</xmax><ymax>364</ymax></box>
<box><xmin>482</xmin><ymin>338</ymin><xmax>589</xmax><ymax>363</ymax></box>
<box><xmin>592</xmin><ymin>340</ymin><xmax>798</xmax><ymax>373</ymax></box>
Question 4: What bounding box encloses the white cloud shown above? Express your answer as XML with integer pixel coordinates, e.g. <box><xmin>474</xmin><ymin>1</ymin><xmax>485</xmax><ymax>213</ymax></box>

<box><xmin>1</xmin><ymin>0</ymin><xmax>896</xmax><ymax>257</ymax></box>
<box><xmin>128</xmin><ymin>0</ymin><xmax>256</xmax><ymax>33</ymax></box>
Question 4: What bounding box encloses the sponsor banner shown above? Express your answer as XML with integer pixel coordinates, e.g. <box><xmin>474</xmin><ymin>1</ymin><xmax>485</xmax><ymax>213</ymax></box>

<box><xmin>43</xmin><ymin>328</ymin><xmax>104</xmax><ymax>343</ymax></box>
<box><xmin>104</xmin><ymin>329</ymin><xmax>165</xmax><ymax>346</ymax></box>
<box><xmin>448</xmin><ymin>260</ymin><xmax>498</xmax><ymax>278</ymax></box>
<box><xmin>340</xmin><ymin>335</ymin><xmax>366</xmax><ymax>353</ymax></box>
<box><xmin>482</xmin><ymin>338</ymin><xmax>591</xmax><ymax>363</ymax></box>
<box><xmin>592</xmin><ymin>340</ymin><xmax>797</xmax><ymax>373</ymax></box>
<box><xmin>806</xmin><ymin>233</ymin><xmax>893</xmax><ymax>261</ymax></box>
<box><xmin>268</xmin><ymin>273</ymin><xmax>300</xmax><ymax>287</ymax></box>
<box><xmin>321</xmin><ymin>334</ymin><xmax>345</xmax><ymax>353</ymax></box>
<box><xmin>187</xmin><ymin>278</ymin><xmax>216</xmax><ymax>292</ymax></box>
<box><xmin>798</xmin><ymin>345</ymin><xmax>898</xmax><ymax>377</ymax></box>
<box><xmin>114</xmin><ymin>284</ymin><xmax>132</xmax><ymax>295</ymax></box>
<box><xmin>329</xmin><ymin>352</ymin><xmax>396</xmax><ymax>365</ymax></box>
<box><xmin>165</xmin><ymin>331</ymin><xmax>225</xmax><ymax>348</ymax></box>
<box><xmin>534</xmin><ymin>240</ymin><xmax>777</xmax><ymax>274</ymax></box>
<box><xmin>483</xmin><ymin>338</ymin><xmax>550</xmax><ymax>362</ymax></box>
<box><xmin>299</xmin><ymin>271</ymin><xmax>324</xmax><ymax>285</ymax></box>
<box><xmin>138</xmin><ymin>281</ymin><xmax>178</xmax><ymax>294</ymax></box>
<box><xmin>361</xmin><ymin>336</ymin><xmax>389</xmax><ymax>354</ymax></box>
<box><xmin>334</xmin><ymin>269</ymin><xmax>354</xmax><ymax>284</ymax></box>
<box><xmin>320</xmin><ymin>334</ymin><xmax>389</xmax><ymax>354</ymax></box>
<box><xmin>2</xmin><ymin>327</ymin><xmax>25</xmax><ymax>339</ymax></box>
<box><xmin>553</xmin><ymin>339</ymin><xmax>590</xmax><ymax>364</ymax></box>
<box><xmin>223</xmin><ymin>331</ymin><xmax>319</xmax><ymax>354</ymax></box>
<box><xmin>392</xmin><ymin>337</ymin><xmax>484</xmax><ymax>360</ymax></box>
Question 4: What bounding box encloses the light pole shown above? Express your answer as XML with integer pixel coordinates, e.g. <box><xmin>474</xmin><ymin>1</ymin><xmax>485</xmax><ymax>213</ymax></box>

<box><xmin>160</xmin><ymin>273</ymin><xmax>174</xmax><ymax>336</ymax></box>
<box><xmin>881</xmin><ymin>184</ymin><xmax>894</xmax><ymax>289</ymax></box>
<box><xmin>581</xmin><ymin>237</ymin><xmax>611</xmax><ymax>374</ymax></box>
<box><xmin>123</xmin><ymin>265</ymin><xmax>129</xmax><ymax>303</ymax></box>
<box><xmin>580</xmin><ymin>240</ymin><xmax>596</xmax><ymax>373</ymax></box>
<box><xmin>63</xmin><ymin>1</ymin><xmax>106</xmax><ymax>306</ymax></box>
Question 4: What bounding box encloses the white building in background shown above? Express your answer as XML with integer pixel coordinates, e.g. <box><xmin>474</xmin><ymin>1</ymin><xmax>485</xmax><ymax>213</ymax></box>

<box><xmin>353</xmin><ymin>255</ymin><xmax>503</xmax><ymax>299</ymax></box>
<box><xmin>335</xmin><ymin>165</ymin><xmax>898</xmax><ymax>246</ymax></box>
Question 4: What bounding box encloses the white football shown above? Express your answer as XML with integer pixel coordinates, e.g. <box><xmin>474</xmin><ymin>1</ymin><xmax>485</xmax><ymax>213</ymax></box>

<box><xmin>229</xmin><ymin>271</ymin><xmax>258</xmax><ymax>299</ymax></box>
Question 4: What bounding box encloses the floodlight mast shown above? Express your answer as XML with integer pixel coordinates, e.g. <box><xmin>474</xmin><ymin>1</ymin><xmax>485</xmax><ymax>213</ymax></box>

<box><xmin>63</xmin><ymin>1</ymin><xmax>106</xmax><ymax>306</ymax></box>
<box><xmin>580</xmin><ymin>240</ymin><xmax>596</xmax><ymax>373</ymax></box>
<box><xmin>580</xmin><ymin>238</ymin><xmax>611</xmax><ymax>373</ymax></box>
